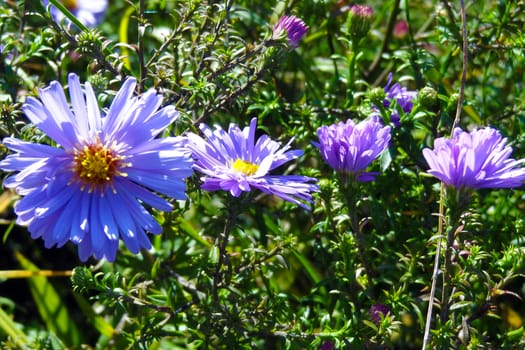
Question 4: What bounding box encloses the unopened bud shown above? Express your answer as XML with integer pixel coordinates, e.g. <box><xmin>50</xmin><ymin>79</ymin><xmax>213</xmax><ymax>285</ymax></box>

<box><xmin>446</xmin><ymin>93</ymin><xmax>459</xmax><ymax>113</ymax></box>
<box><xmin>272</xmin><ymin>15</ymin><xmax>308</xmax><ymax>48</ymax></box>
<box><xmin>346</xmin><ymin>5</ymin><xmax>373</xmax><ymax>40</ymax></box>
<box><xmin>368</xmin><ymin>86</ymin><xmax>386</xmax><ymax>106</ymax></box>
<box><xmin>419</xmin><ymin>86</ymin><xmax>438</xmax><ymax>109</ymax></box>
<box><xmin>394</xmin><ymin>20</ymin><xmax>409</xmax><ymax>38</ymax></box>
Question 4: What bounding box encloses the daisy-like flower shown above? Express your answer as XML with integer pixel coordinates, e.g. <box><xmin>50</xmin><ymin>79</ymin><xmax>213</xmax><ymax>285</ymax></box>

<box><xmin>272</xmin><ymin>15</ymin><xmax>309</xmax><ymax>47</ymax></box>
<box><xmin>422</xmin><ymin>127</ymin><xmax>525</xmax><ymax>189</ymax></box>
<box><xmin>43</xmin><ymin>0</ymin><xmax>107</xmax><ymax>28</ymax></box>
<box><xmin>315</xmin><ymin>118</ymin><xmax>391</xmax><ymax>182</ymax></box>
<box><xmin>186</xmin><ymin>118</ymin><xmax>318</xmax><ymax>209</ymax></box>
<box><xmin>0</xmin><ymin>73</ymin><xmax>193</xmax><ymax>261</ymax></box>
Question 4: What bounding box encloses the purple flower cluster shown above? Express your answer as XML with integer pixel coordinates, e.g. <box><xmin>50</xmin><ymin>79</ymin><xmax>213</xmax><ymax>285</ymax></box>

<box><xmin>377</xmin><ymin>73</ymin><xmax>418</xmax><ymax>126</ymax></box>
<box><xmin>273</xmin><ymin>15</ymin><xmax>309</xmax><ymax>47</ymax></box>
<box><xmin>186</xmin><ymin>118</ymin><xmax>318</xmax><ymax>209</ymax></box>
<box><xmin>315</xmin><ymin>118</ymin><xmax>391</xmax><ymax>182</ymax></box>
<box><xmin>423</xmin><ymin>127</ymin><xmax>525</xmax><ymax>189</ymax></box>
<box><xmin>3</xmin><ymin>27</ymin><xmax>523</xmax><ymax>264</ymax></box>
<box><xmin>0</xmin><ymin>74</ymin><xmax>193</xmax><ymax>261</ymax></box>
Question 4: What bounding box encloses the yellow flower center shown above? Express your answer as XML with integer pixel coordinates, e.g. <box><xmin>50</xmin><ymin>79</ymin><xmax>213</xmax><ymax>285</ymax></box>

<box><xmin>73</xmin><ymin>143</ymin><xmax>125</xmax><ymax>192</ymax></box>
<box><xmin>232</xmin><ymin>159</ymin><xmax>259</xmax><ymax>176</ymax></box>
<box><xmin>62</xmin><ymin>0</ymin><xmax>78</xmax><ymax>11</ymax></box>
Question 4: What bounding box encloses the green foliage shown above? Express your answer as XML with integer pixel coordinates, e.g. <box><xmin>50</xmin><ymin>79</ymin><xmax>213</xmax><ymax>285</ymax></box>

<box><xmin>15</xmin><ymin>252</ymin><xmax>80</xmax><ymax>346</ymax></box>
<box><xmin>1</xmin><ymin>0</ymin><xmax>525</xmax><ymax>349</ymax></box>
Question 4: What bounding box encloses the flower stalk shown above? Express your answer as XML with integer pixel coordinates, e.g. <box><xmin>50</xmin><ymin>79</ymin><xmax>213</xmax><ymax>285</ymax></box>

<box><xmin>343</xmin><ymin>176</ymin><xmax>375</xmax><ymax>298</ymax></box>
<box><xmin>345</xmin><ymin>5</ymin><xmax>373</xmax><ymax>103</ymax></box>
<box><xmin>212</xmin><ymin>204</ymin><xmax>238</xmax><ymax>304</ymax></box>
<box><xmin>440</xmin><ymin>187</ymin><xmax>469</xmax><ymax>325</ymax></box>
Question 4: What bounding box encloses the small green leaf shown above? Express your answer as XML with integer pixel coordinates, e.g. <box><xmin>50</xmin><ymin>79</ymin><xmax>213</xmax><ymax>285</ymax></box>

<box><xmin>15</xmin><ymin>251</ymin><xmax>82</xmax><ymax>346</ymax></box>
<box><xmin>0</xmin><ymin>306</ymin><xmax>28</xmax><ymax>347</ymax></box>
<box><xmin>72</xmin><ymin>292</ymin><xmax>115</xmax><ymax>338</ymax></box>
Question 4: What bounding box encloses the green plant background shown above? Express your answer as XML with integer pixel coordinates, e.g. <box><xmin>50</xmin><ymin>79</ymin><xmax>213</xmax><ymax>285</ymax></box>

<box><xmin>1</xmin><ymin>0</ymin><xmax>525</xmax><ymax>349</ymax></box>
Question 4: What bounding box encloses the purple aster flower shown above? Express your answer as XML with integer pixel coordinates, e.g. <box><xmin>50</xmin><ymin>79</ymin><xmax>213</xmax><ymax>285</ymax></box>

<box><xmin>186</xmin><ymin>118</ymin><xmax>318</xmax><ymax>209</ymax></box>
<box><xmin>0</xmin><ymin>73</ymin><xmax>193</xmax><ymax>261</ymax></box>
<box><xmin>315</xmin><ymin>118</ymin><xmax>391</xmax><ymax>182</ymax></box>
<box><xmin>422</xmin><ymin>127</ymin><xmax>525</xmax><ymax>189</ymax></box>
<box><xmin>377</xmin><ymin>73</ymin><xmax>418</xmax><ymax>127</ymax></box>
<box><xmin>42</xmin><ymin>0</ymin><xmax>107</xmax><ymax>27</ymax></box>
<box><xmin>273</xmin><ymin>15</ymin><xmax>309</xmax><ymax>47</ymax></box>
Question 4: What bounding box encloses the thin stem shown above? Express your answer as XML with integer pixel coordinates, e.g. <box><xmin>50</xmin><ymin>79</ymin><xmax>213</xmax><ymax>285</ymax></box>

<box><xmin>138</xmin><ymin>0</ymin><xmax>146</xmax><ymax>92</ymax></box>
<box><xmin>440</xmin><ymin>223</ymin><xmax>457</xmax><ymax>324</ymax></box>
<box><xmin>194</xmin><ymin>1</ymin><xmax>232</xmax><ymax>77</ymax></box>
<box><xmin>145</xmin><ymin>5</ymin><xmax>199</xmax><ymax>69</ymax></box>
<box><xmin>403</xmin><ymin>0</ymin><xmax>423</xmax><ymax>88</ymax></box>
<box><xmin>47</xmin><ymin>0</ymin><xmax>89</xmax><ymax>32</ymax></box>
<box><xmin>205</xmin><ymin>42</ymin><xmax>265</xmax><ymax>82</ymax></box>
<box><xmin>422</xmin><ymin>1</ymin><xmax>468</xmax><ymax>347</ymax></box>
<box><xmin>345</xmin><ymin>177</ymin><xmax>375</xmax><ymax>299</ymax></box>
<box><xmin>326</xmin><ymin>32</ymin><xmax>340</xmax><ymax>86</ymax></box>
<box><xmin>366</xmin><ymin>0</ymin><xmax>400</xmax><ymax>78</ymax></box>
<box><xmin>163</xmin><ymin>42</ymin><xmax>266</xmax><ymax>109</ymax></box>
<box><xmin>0</xmin><ymin>270</ymin><xmax>72</xmax><ymax>278</ymax></box>
<box><xmin>346</xmin><ymin>46</ymin><xmax>357</xmax><ymax>106</ymax></box>
<box><xmin>353</xmin><ymin>215</ymin><xmax>375</xmax><ymax>299</ymax></box>
<box><xmin>321</xmin><ymin>194</ymin><xmax>339</xmax><ymax>237</ymax></box>
<box><xmin>211</xmin><ymin>206</ymin><xmax>237</xmax><ymax>303</ymax></box>
<box><xmin>421</xmin><ymin>183</ymin><xmax>445</xmax><ymax>350</ymax></box>
<box><xmin>452</xmin><ymin>0</ymin><xmax>468</xmax><ymax>131</ymax></box>
<box><xmin>193</xmin><ymin>66</ymin><xmax>265</xmax><ymax>126</ymax></box>
<box><xmin>47</xmin><ymin>0</ymin><xmax>122</xmax><ymax>77</ymax></box>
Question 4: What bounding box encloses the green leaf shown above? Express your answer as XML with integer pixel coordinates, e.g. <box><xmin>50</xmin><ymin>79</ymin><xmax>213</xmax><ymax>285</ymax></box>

<box><xmin>180</xmin><ymin>220</ymin><xmax>213</xmax><ymax>248</ymax></box>
<box><xmin>15</xmin><ymin>251</ymin><xmax>82</xmax><ymax>346</ymax></box>
<box><xmin>46</xmin><ymin>0</ymin><xmax>89</xmax><ymax>33</ymax></box>
<box><xmin>0</xmin><ymin>306</ymin><xmax>28</xmax><ymax>347</ymax></box>
<box><xmin>119</xmin><ymin>5</ymin><xmax>135</xmax><ymax>71</ymax></box>
<box><xmin>290</xmin><ymin>248</ymin><xmax>327</xmax><ymax>296</ymax></box>
<box><xmin>72</xmin><ymin>292</ymin><xmax>115</xmax><ymax>338</ymax></box>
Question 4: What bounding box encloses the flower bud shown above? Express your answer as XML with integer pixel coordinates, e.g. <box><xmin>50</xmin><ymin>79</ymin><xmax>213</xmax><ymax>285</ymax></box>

<box><xmin>446</xmin><ymin>93</ymin><xmax>459</xmax><ymax>113</ymax></box>
<box><xmin>368</xmin><ymin>86</ymin><xmax>386</xmax><ymax>106</ymax></box>
<box><xmin>346</xmin><ymin>5</ymin><xmax>373</xmax><ymax>40</ymax></box>
<box><xmin>273</xmin><ymin>15</ymin><xmax>308</xmax><ymax>48</ymax></box>
<box><xmin>394</xmin><ymin>20</ymin><xmax>409</xmax><ymax>38</ymax></box>
<box><xmin>87</xmin><ymin>73</ymin><xmax>108</xmax><ymax>92</ymax></box>
<box><xmin>75</xmin><ymin>29</ymin><xmax>103</xmax><ymax>55</ymax></box>
<box><xmin>418</xmin><ymin>86</ymin><xmax>438</xmax><ymax>110</ymax></box>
